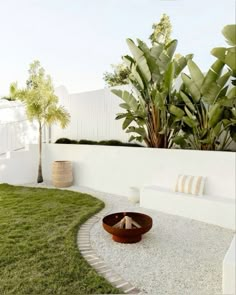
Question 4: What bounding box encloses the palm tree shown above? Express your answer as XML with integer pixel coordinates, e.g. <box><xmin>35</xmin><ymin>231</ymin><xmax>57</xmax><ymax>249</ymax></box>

<box><xmin>10</xmin><ymin>60</ymin><xmax>70</xmax><ymax>183</ymax></box>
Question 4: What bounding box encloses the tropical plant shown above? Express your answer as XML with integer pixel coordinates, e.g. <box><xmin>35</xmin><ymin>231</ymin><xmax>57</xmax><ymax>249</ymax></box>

<box><xmin>211</xmin><ymin>24</ymin><xmax>236</xmax><ymax>85</ymax></box>
<box><xmin>210</xmin><ymin>24</ymin><xmax>236</xmax><ymax>145</ymax></box>
<box><xmin>172</xmin><ymin>59</ymin><xmax>236</xmax><ymax>150</ymax></box>
<box><xmin>103</xmin><ymin>63</ymin><xmax>131</xmax><ymax>87</ymax></box>
<box><xmin>10</xmin><ymin>60</ymin><xmax>70</xmax><ymax>183</ymax></box>
<box><xmin>103</xmin><ymin>14</ymin><xmax>172</xmax><ymax>88</ymax></box>
<box><xmin>149</xmin><ymin>14</ymin><xmax>172</xmax><ymax>45</ymax></box>
<box><xmin>111</xmin><ymin>37</ymin><xmax>193</xmax><ymax>147</ymax></box>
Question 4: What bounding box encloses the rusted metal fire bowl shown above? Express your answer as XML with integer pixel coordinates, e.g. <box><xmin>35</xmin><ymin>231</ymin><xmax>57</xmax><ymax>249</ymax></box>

<box><xmin>103</xmin><ymin>212</ymin><xmax>152</xmax><ymax>243</ymax></box>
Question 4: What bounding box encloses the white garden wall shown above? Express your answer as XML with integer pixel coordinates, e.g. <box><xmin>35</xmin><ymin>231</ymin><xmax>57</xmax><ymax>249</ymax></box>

<box><xmin>0</xmin><ymin>145</ymin><xmax>38</xmax><ymax>184</ymax></box>
<box><xmin>42</xmin><ymin>144</ymin><xmax>236</xmax><ymax>200</ymax></box>
<box><xmin>0</xmin><ymin>100</ymin><xmax>39</xmax><ymax>155</ymax></box>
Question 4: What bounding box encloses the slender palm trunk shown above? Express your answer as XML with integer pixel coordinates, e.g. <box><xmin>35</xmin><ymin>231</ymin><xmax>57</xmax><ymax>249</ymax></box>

<box><xmin>37</xmin><ymin>122</ymin><xmax>43</xmax><ymax>183</ymax></box>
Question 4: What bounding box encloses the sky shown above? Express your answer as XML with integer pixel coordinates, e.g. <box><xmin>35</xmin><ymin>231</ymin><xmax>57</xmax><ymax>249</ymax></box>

<box><xmin>0</xmin><ymin>0</ymin><xmax>235</xmax><ymax>96</ymax></box>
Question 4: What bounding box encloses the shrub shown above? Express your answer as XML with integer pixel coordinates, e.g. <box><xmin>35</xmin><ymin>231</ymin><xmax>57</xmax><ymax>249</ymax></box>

<box><xmin>55</xmin><ymin>138</ymin><xmax>143</xmax><ymax>147</ymax></box>
<box><xmin>55</xmin><ymin>138</ymin><xmax>78</xmax><ymax>144</ymax></box>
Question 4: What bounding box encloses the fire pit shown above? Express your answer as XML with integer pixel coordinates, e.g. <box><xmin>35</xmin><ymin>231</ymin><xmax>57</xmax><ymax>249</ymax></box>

<box><xmin>103</xmin><ymin>212</ymin><xmax>152</xmax><ymax>243</ymax></box>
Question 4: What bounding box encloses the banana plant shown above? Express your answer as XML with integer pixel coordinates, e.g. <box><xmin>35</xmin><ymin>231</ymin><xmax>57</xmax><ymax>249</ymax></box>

<box><xmin>111</xmin><ymin>38</ymin><xmax>193</xmax><ymax>148</ymax></box>
<box><xmin>172</xmin><ymin>59</ymin><xmax>236</xmax><ymax>150</ymax></box>
<box><xmin>210</xmin><ymin>24</ymin><xmax>236</xmax><ymax>144</ymax></box>
<box><xmin>211</xmin><ymin>24</ymin><xmax>236</xmax><ymax>84</ymax></box>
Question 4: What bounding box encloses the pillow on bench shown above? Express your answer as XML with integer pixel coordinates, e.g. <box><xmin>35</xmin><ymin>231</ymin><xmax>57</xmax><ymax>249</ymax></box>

<box><xmin>175</xmin><ymin>175</ymin><xmax>206</xmax><ymax>196</ymax></box>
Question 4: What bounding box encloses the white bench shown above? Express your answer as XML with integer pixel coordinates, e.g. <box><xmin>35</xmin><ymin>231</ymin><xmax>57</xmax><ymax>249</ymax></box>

<box><xmin>140</xmin><ymin>186</ymin><xmax>235</xmax><ymax>230</ymax></box>
<box><xmin>223</xmin><ymin>235</ymin><xmax>235</xmax><ymax>294</ymax></box>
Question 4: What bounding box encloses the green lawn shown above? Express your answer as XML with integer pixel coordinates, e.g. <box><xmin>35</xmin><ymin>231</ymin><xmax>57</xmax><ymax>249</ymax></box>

<box><xmin>0</xmin><ymin>184</ymin><xmax>120</xmax><ymax>294</ymax></box>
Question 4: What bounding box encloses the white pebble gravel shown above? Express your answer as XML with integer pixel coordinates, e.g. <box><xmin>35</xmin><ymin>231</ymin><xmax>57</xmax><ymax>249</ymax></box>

<box><xmin>88</xmin><ymin>189</ymin><xmax>234</xmax><ymax>295</ymax></box>
<box><xmin>25</xmin><ymin>184</ymin><xmax>234</xmax><ymax>295</ymax></box>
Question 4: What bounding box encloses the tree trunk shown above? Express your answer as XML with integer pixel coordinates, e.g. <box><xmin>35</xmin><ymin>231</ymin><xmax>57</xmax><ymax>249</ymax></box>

<box><xmin>37</xmin><ymin>122</ymin><xmax>43</xmax><ymax>183</ymax></box>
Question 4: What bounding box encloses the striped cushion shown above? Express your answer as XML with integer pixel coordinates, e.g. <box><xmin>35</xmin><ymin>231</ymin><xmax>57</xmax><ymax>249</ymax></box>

<box><xmin>175</xmin><ymin>175</ymin><xmax>205</xmax><ymax>196</ymax></box>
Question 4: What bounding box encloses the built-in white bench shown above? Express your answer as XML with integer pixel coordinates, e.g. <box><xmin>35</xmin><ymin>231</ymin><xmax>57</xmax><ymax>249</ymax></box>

<box><xmin>223</xmin><ymin>235</ymin><xmax>235</xmax><ymax>294</ymax></box>
<box><xmin>140</xmin><ymin>186</ymin><xmax>235</xmax><ymax>230</ymax></box>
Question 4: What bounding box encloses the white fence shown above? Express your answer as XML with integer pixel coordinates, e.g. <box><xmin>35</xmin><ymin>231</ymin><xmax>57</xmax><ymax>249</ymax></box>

<box><xmin>1</xmin><ymin>87</ymin><xmax>235</xmax><ymax>154</ymax></box>
<box><xmin>0</xmin><ymin>120</ymin><xmax>28</xmax><ymax>154</ymax></box>
<box><xmin>0</xmin><ymin>100</ymin><xmax>38</xmax><ymax>155</ymax></box>
<box><xmin>52</xmin><ymin>86</ymin><xmax>130</xmax><ymax>143</ymax></box>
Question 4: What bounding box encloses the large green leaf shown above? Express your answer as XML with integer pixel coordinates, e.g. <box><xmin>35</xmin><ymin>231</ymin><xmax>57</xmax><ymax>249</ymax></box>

<box><xmin>123</xmin><ymin>55</ymin><xmax>134</xmax><ymax>68</ymax></box>
<box><xmin>122</xmin><ymin>117</ymin><xmax>133</xmax><ymax>129</ymax></box>
<box><xmin>130</xmin><ymin>65</ymin><xmax>145</xmax><ymax>90</ymax></box>
<box><xmin>137</xmin><ymin>41</ymin><xmax>161</xmax><ymax>83</ymax></box>
<box><xmin>137</xmin><ymin>39</ymin><xmax>150</xmax><ymax>56</ymax></box>
<box><xmin>202</xmin><ymin>71</ymin><xmax>230</xmax><ymax>104</ymax></box>
<box><xmin>150</xmin><ymin>44</ymin><xmax>164</xmax><ymax>59</ymax></box>
<box><xmin>228</xmin><ymin>86</ymin><xmax>236</xmax><ymax>99</ymax></box>
<box><xmin>112</xmin><ymin>89</ymin><xmax>138</xmax><ymax>112</ymax></box>
<box><xmin>180</xmin><ymin>91</ymin><xmax>195</xmax><ymax>112</ymax></box>
<box><xmin>119</xmin><ymin>103</ymin><xmax>130</xmax><ymax>110</ymax></box>
<box><xmin>212</xmin><ymin>47</ymin><xmax>236</xmax><ymax>72</ymax></box>
<box><xmin>208</xmin><ymin>103</ymin><xmax>224</xmax><ymax>127</ymax></box>
<box><xmin>211</xmin><ymin>47</ymin><xmax>227</xmax><ymax>60</ymax></box>
<box><xmin>225</xmin><ymin>47</ymin><xmax>236</xmax><ymax>71</ymax></box>
<box><xmin>201</xmin><ymin>60</ymin><xmax>225</xmax><ymax>100</ymax></box>
<box><xmin>174</xmin><ymin>54</ymin><xmax>193</xmax><ymax>78</ymax></box>
<box><xmin>181</xmin><ymin>73</ymin><xmax>201</xmax><ymax>102</ymax></box>
<box><xmin>126</xmin><ymin>39</ymin><xmax>151</xmax><ymax>84</ymax></box>
<box><xmin>202</xmin><ymin>60</ymin><xmax>224</xmax><ymax>87</ymax></box>
<box><xmin>169</xmin><ymin>105</ymin><xmax>185</xmax><ymax>118</ymax></box>
<box><xmin>164</xmin><ymin>62</ymin><xmax>175</xmax><ymax>91</ymax></box>
<box><xmin>217</xmin><ymin>96</ymin><xmax>236</xmax><ymax>107</ymax></box>
<box><xmin>222</xmin><ymin>24</ymin><xmax>236</xmax><ymax>46</ymax></box>
<box><xmin>116</xmin><ymin>113</ymin><xmax>127</xmax><ymax>120</ymax></box>
<box><xmin>165</xmin><ymin>40</ymin><xmax>178</xmax><ymax>60</ymax></box>
<box><xmin>182</xmin><ymin>116</ymin><xmax>198</xmax><ymax>128</ymax></box>
<box><xmin>213</xmin><ymin>122</ymin><xmax>222</xmax><ymax>137</ymax></box>
<box><xmin>152</xmin><ymin>90</ymin><xmax>165</xmax><ymax>111</ymax></box>
<box><xmin>184</xmin><ymin>106</ymin><xmax>196</xmax><ymax>121</ymax></box>
<box><xmin>187</xmin><ymin>60</ymin><xmax>204</xmax><ymax>90</ymax></box>
<box><xmin>217</xmin><ymin>71</ymin><xmax>231</xmax><ymax>89</ymax></box>
<box><xmin>126</xmin><ymin>126</ymin><xmax>147</xmax><ymax>137</ymax></box>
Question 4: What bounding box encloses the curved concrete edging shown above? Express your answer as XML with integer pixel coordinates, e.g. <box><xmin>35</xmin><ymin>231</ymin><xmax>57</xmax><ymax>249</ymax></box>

<box><xmin>77</xmin><ymin>198</ymin><xmax>141</xmax><ymax>294</ymax></box>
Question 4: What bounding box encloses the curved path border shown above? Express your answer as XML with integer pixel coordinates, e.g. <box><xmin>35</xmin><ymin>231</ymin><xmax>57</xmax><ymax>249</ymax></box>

<box><xmin>77</xmin><ymin>194</ymin><xmax>141</xmax><ymax>294</ymax></box>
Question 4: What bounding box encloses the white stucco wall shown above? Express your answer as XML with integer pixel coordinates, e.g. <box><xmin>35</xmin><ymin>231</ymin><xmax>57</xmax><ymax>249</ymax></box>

<box><xmin>0</xmin><ymin>145</ymin><xmax>38</xmax><ymax>184</ymax></box>
<box><xmin>42</xmin><ymin>144</ymin><xmax>236</xmax><ymax>200</ymax></box>
<box><xmin>0</xmin><ymin>100</ymin><xmax>38</xmax><ymax>154</ymax></box>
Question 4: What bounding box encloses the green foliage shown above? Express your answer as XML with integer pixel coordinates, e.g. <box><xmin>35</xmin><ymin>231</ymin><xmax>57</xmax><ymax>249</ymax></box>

<box><xmin>55</xmin><ymin>138</ymin><xmax>143</xmax><ymax>147</ymax></box>
<box><xmin>112</xmin><ymin>22</ymin><xmax>236</xmax><ymax>151</ymax></box>
<box><xmin>149</xmin><ymin>14</ymin><xmax>172</xmax><ymax>45</ymax></box>
<box><xmin>10</xmin><ymin>61</ymin><xmax>70</xmax><ymax>128</ymax></box>
<box><xmin>0</xmin><ymin>184</ymin><xmax>120</xmax><ymax>294</ymax></box>
<box><xmin>112</xmin><ymin>37</ymin><xmax>193</xmax><ymax>148</ymax></box>
<box><xmin>55</xmin><ymin>137</ymin><xmax>79</xmax><ymax>144</ymax></box>
<box><xmin>103</xmin><ymin>14</ymin><xmax>172</xmax><ymax>88</ymax></box>
<box><xmin>10</xmin><ymin>60</ymin><xmax>70</xmax><ymax>182</ymax></box>
<box><xmin>173</xmin><ymin>59</ymin><xmax>236</xmax><ymax>150</ymax></box>
<box><xmin>211</xmin><ymin>24</ymin><xmax>236</xmax><ymax>83</ymax></box>
<box><xmin>103</xmin><ymin>63</ymin><xmax>130</xmax><ymax>87</ymax></box>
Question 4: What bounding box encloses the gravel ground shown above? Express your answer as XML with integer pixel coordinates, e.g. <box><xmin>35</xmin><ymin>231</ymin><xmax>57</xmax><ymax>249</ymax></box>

<box><xmin>25</xmin><ymin>184</ymin><xmax>234</xmax><ymax>295</ymax></box>
<box><xmin>87</xmin><ymin>188</ymin><xmax>234</xmax><ymax>295</ymax></box>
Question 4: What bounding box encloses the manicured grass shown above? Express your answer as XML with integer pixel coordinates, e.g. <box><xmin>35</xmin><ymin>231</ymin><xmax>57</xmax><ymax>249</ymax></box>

<box><xmin>0</xmin><ymin>184</ymin><xmax>120</xmax><ymax>294</ymax></box>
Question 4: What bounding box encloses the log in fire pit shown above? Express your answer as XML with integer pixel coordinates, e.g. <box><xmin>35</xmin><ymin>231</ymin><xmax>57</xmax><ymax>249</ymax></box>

<box><xmin>103</xmin><ymin>212</ymin><xmax>152</xmax><ymax>243</ymax></box>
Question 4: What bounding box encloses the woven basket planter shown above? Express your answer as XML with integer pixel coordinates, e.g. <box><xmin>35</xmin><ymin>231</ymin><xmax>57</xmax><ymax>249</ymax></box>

<box><xmin>52</xmin><ymin>161</ymin><xmax>73</xmax><ymax>188</ymax></box>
